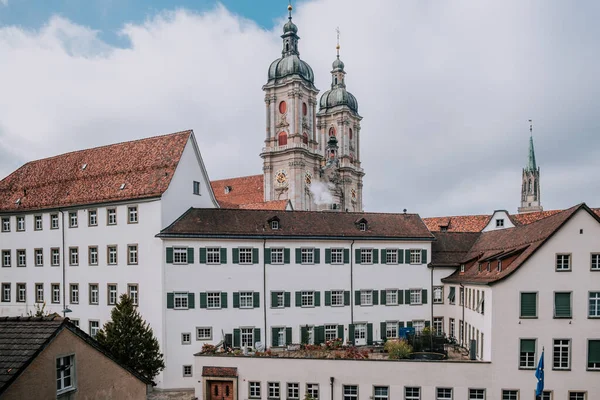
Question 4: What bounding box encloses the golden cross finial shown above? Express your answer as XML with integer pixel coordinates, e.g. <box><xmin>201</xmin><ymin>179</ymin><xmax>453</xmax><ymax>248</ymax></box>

<box><xmin>336</xmin><ymin>27</ymin><xmax>340</xmax><ymax>56</ymax></box>
<box><xmin>288</xmin><ymin>0</ymin><xmax>292</xmax><ymax>19</ymax></box>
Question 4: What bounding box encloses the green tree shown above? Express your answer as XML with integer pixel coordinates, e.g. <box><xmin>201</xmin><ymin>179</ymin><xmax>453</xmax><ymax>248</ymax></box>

<box><xmin>96</xmin><ymin>294</ymin><xmax>165</xmax><ymax>381</ymax></box>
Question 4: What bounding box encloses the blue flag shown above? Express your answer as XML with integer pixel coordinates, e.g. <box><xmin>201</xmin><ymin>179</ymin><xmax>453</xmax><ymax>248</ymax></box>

<box><xmin>535</xmin><ymin>350</ymin><xmax>544</xmax><ymax>397</ymax></box>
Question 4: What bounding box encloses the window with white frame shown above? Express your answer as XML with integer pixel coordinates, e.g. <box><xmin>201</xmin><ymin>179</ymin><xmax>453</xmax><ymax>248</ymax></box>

<box><xmin>239</xmin><ymin>248</ymin><xmax>253</xmax><ymax>264</ymax></box>
<box><xmin>271</xmin><ymin>248</ymin><xmax>283</xmax><ymax>264</ymax></box>
<box><xmin>268</xmin><ymin>382</ymin><xmax>280</xmax><ymax>399</ymax></box>
<box><xmin>108</xmin><ymin>284</ymin><xmax>117</xmax><ymax>305</ymax></box>
<box><xmin>52</xmin><ymin>284</ymin><xmax>60</xmax><ymax>303</ymax></box>
<box><xmin>360</xmin><ymin>249</ymin><xmax>373</xmax><ymax>264</ymax></box>
<box><xmin>386</xmin><ymin>289</ymin><xmax>398</xmax><ymax>305</ymax></box>
<box><xmin>207</xmin><ymin>247</ymin><xmax>221</xmax><ymax>264</ymax></box>
<box><xmin>181</xmin><ymin>332</ymin><xmax>191</xmax><ymax>345</ymax></box>
<box><xmin>2</xmin><ymin>250</ymin><xmax>10</xmax><ymax>267</ymax></box>
<box><xmin>128</xmin><ymin>284</ymin><xmax>138</xmax><ymax>305</ymax></box>
<box><xmin>193</xmin><ymin>181</ymin><xmax>201</xmax><ymax>195</ymax></box>
<box><xmin>386</xmin><ymin>321</ymin><xmax>398</xmax><ymax>339</ymax></box>
<box><xmin>569</xmin><ymin>393</ymin><xmax>585</xmax><ymax>400</ymax></box>
<box><xmin>207</xmin><ymin>292</ymin><xmax>221</xmax><ymax>309</ymax></box>
<box><xmin>449</xmin><ymin>318</ymin><xmax>455</xmax><ymax>339</ymax></box>
<box><xmin>107</xmin><ymin>246</ymin><xmax>117</xmax><ymax>265</ymax></box>
<box><xmin>359</xmin><ymin>222</ymin><xmax>367</xmax><ymax>231</ymax></box>
<box><xmin>241</xmin><ymin>328</ymin><xmax>254</xmax><ymax>347</ymax></box>
<box><xmin>271</xmin><ymin>220</ymin><xmax>279</xmax><ymax>230</ymax></box>
<box><xmin>35</xmin><ymin>283</ymin><xmax>44</xmax><ymax>303</ymax></box>
<box><xmin>174</xmin><ymin>292</ymin><xmax>189</xmax><ymax>309</ymax></box>
<box><xmin>2</xmin><ymin>283</ymin><xmax>10</xmax><ymax>302</ymax></box>
<box><xmin>275</xmin><ymin>327</ymin><xmax>285</xmax><ymax>347</ymax></box>
<box><xmin>409</xmin><ymin>249</ymin><xmax>422</xmax><ymax>264</ymax></box>
<box><xmin>128</xmin><ymin>206</ymin><xmax>138</xmax><ymax>223</ymax></box>
<box><xmin>386</xmin><ymin>249</ymin><xmax>398</xmax><ymax>264</ymax></box>
<box><xmin>287</xmin><ymin>383</ymin><xmax>299</xmax><ymax>400</ymax></box>
<box><xmin>88</xmin><ymin>209</ymin><xmax>97</xmax><ymax>226</ymax></box>
<box><xmin>410</xmin><ymin>289</ymin><xmax>422</xmax><ymax>305</ymax></box>
<box><xmin>306</xmin><ymin>384</ymin><xmax>319</xmax><ymax>400</ymax></box>
<box><xmin>589</xmin><ymin>292</ymin><xmax>600</xmax><ymax>317</ymax></box>
<box><xmin>1</xmin><ymin>217</ymin><xmax>10</xmax><ymax>232</ymax></box>
<box><xmin>405</xmin><ymin>387</ymin><xmax>420</xmax><ymax>400</ymax></box>
<box><xmin>69</xmin><ymin>212</ymin><xmax>78</xmax><ymax>228</ymax></box>
<box><xmin>433</xmin><ymin>317</ymin><xmax>443</xmax><ymax>335</ymax></box>
<box><xmin>89</xmin><ymin>320</ymin><xmax>100</xmax><ymax>338</ymax></box>
<box><xmin>331</xmin><ymin>248</ymin><xmax>343</xmax><ymax>264</ymax></box>
<box><xmin>240</xmin><ymin>292</ymin><xmax>254</xmax><ymax>308</ymax></box>
<box><xmin>89</xmin><ymin>247</ymin><xmax>98</xmax><ymax>265</ymax></box>
<box><xmin>301</xmin><ymin>291</ymin><xmax>314</xmax><ymax>307</ymax></box>
<box><xmin>16</xmin><ymin>216</ymin><xmax>25</xmax><ymax>231</ymax></box>
<box><xmin>56</xmin><ymin>355</ymin><xmax>75</xmax><ymax>394</ymax></box>
<box><xmin>325</xmin><ymin>325</ymin><xmax>337</xmax><ymax>341</ymax></box>
<box><xmin>519</xmin><ymin>339</ymin><xmax>536</xmax><ymax>368</ymax></box>
<box><xmin>468</xmin><ymin>389</ymin><xmax>485</xmax><ymax>399</ymax></box>
<box><xmin>273</xmin><ymin>291</ymin><xmax>284</xmax><ymax>308</ymax></box>
<box><xmin>553</xmin><ymin>339</ymin><xmax>570</xmax><ymax>369</ymax></box>
<box><xmin>35</xmin><ymin>249</ymin><xmax>43</xmax><ymax>266</ymax></box>
<box><xmin>17</xmin><ymin>283</ymin><xmax>26</xmax><ymax>302</ymax></box>
<box><xmin>70</xmin><ymin>319</ymin><xmax>79</xmax><ymax>328</ymax></box>
<box><xmin>301</xmin><ymin>248</ymin><xmax>314</xmax><ymax>264</ymax></box>
<box><xmin>501</xmin><ymin>390</ymin><xmax>518</xmax><ymax>400</ymax></box>
<box><xmin>373</xmin><ymin>386</ymin><xmax>388</xmax><ymax>400</ymax></box>
<box><xmin>592</xmin><ymin>253</ymin><xmax>600</xmax><ymax>270</ymax></box>
<box><xmin>343</xmin><ymin>385</ymin><xmax>358</xmax><ymax>400</ymax></box>
<box><xmin>556</xmin><ymin>254</ymin><xmax>571</xmax><ymax>271</ymax></box>
<box><xmin>128</xmin><ymin>245</ymin><xmax>138</xmax><ymax>265</ymax></box>
<box><xmin>196</xmin><ymin>327</ymin><xmax>212</xmax><ymax>340</ymax></box>
<box><xmin>436</xmin><ymin>388</ymin><xmax>452</xmax><ymax>400</ymax></box>
<box><xmin>183</xmin><ymin>365</ymin><xmax>192</xmax><ymax>377</ymax></box>
<box><xmin>107</xmin><ymin>208</ymin><xmax>117</xmax><ymax>225</ymax></box>
<box><xmin>249</xmin><ymin>382</ymin><xmax>261</xmax><ymax>399</ymax></box>
<box><xmin>331</xmin><ymin>290</ymin><xmax>344</xmax><ymax>306</ymax></box>
<box><xmin>433</xmin><ymin>286</ymin><xmax>443</xmax><ymax>303</ymax></box>
<box><xmin>539</xmin><ymin>391</ymin><xmax>551</xmax><ymax>400</ymax></box>
<box><xmin>35</xmin><ymin>215</ymin><xmax>42</xmax><ymax>230</ymax></box>
<box><xmin>51</xmin><ymin>214</ymin><xmax>59</xmax><ymax>229</ymax></box>
<box><xmin>89</xmin><ymin>284</ymin><xmax>99</xmax><ymax>305</ymax></box>
<box><xmin>587</xmin><ymin>339</ymin><xmax>600</xmax><ymax>369</ymax></box>
<box><xmin>173</xmin><ymin>247</ymin><xmax>188</xmax><ymax>264</ymax></box>
<box><xmin>412</xmin><ymin>320</ymin><xmax>425</xmax><ymax>334</ymax></box>
<box><xmin>360</xmin><ymin>290</ymin><xmax>373</xmax><ymax>306</ymax></box>
<box><xmin>354</xmin><ymin>324</ymin><xmax>366</xmax><ymax>341</ymax></box>
<box><xmin>70</xmin><ymin>284</ymin><xmax>79</xmax><ymax>304</ymax></box>
<box><xmin>69</xmin><ymin>248</ymin><xmax>78</xmax><ymax>266</ymax></box>
<box><xmin>17</xmin><ymin>250</ymin><xmax>26</xmax><ymax>267</ymax></box>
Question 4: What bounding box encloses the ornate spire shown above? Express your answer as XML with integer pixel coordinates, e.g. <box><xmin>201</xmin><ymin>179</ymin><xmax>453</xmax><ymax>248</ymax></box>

<box><xmin>526</xmin><ymin>120</ymin><xmax>537</xmax><ymax>172</ymax></box>
<box><xmin>281</xmin><ymin>1</ymin><xmax>299</xmax><ymax>56</ymax></box>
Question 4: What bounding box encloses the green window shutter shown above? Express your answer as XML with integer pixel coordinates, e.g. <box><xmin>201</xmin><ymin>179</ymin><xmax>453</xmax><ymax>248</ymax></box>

<box><xmin>404</xmin><ymin>250</ymin><xmax>411</xmax><ymax>264</ymax></box>
<box><xmin>300</xmin><ymin>326</ymin><xmax>308</xmax><ymax>344</ymax></box>
<box><xmin>233</xmin><ymin>292</ymin><xmax>240</xmax><ymax>308</ymax></box>
<box><xmin>254</xmin><ymin>328</ymin><xmax>261</xmax><ymax>344</ymax></box>
<box><xmin>315</xmin><ymin>326</ymin><xmax>325</xmax><ymax>345</ymax></box>
<box><xmin>355</xmin><ymin>290</ymin><xmax>361</xmax><ymax>305</ymax></box>
<box><xmin>449</xmin><ymin>287</ymin><xmax>456</xmax><ymax>302</ymax></box>
<box><xmin>272</xmin><ymin>327</ymin><xmax>279</xmax><ymax>347</ymax></box>
<box><xmin>188</xmin><ymin>293</ymin><xmax>195</xmax><ymax>308</ymax></box>
<box><xmin>380</xmin><ymin>322</ymin><xmax>386</xmax><ymax>340</ymax></box>
<box><xmin>373</xmin><ymin>249</ymin><xmax>379</xmax><ymax>264</ymax></box>
<box><xmin>367</xmin><ymin>323</ymin><xmax>373</xmax><ymax>345</ymax></box>
<box><xmin>355</xmin><ymin>249</ymin><xmax>361</xmax><ymax>264</ymax></box>
<box><xmin>398</xmin><ymin>321</ymin><xmax>405</xmax><ymax>329</ymax></box>
<box><xmin>380</xmin><ymin>290</ymin><xmax>387</xmax><ymax>305</ymax></box>
<box><xmin>220</xmin><ymin>248</ymin><xmax>227</xmax><ymax>263</ymax></box>
<box><xmin>405</xmin><ymin>290</ymin><xmax>411</xmax><ymax>305</ymax></box>
<box><xmin>554</xmin><ymin>292</ymin><xmax>571</xmax><ymax>317</ymax></box>
<box><xmin>520</xmin><ymin>339</ymin><xmax>535</xmax><ymax>353</ymax></box>
<box><xmin>221</xmin><ymin>292</ymin><xmax>228</xmax><ymax>308</ymax></box>
<box><xmin>253</xmin><ymin>292</ymin><xmax>260</xmax><ymax>308</ymax></box>
<box><xmin>422</xmin><ymin>289</ymin><xmax>428</xmax><ymax>304</ymax></box>
<box><xmin>232</xmin><ymin>248</ymin><xmax>239</xmax><ymax>264</ymax></box>
<box><xmin>344</xmin><ymin>291</ymin><xmax>350</xmax><ymax>306</ymax></box>
<box><xmin>373</xmin><ymin>290</ymin><xmax>379</xmax><ymax>305</ymax></box>
<box><xmin>252</xmin><ymin>248</ymin><xmax>259</xmax><ymax>264</ymax></box>
<box><xmin>271</xmin><ymin>292</ymin><xmax>278</xmax><ymax>308</ymax></box>
<box><xmin>406</xmin><ymin>321</ymin><xmax>413</xmax><ymax>328</ymax></box>
<box><xmin>187</xmin><ymin>248</ymin><xmax>194</xmax><ymax>263</ymax></box>
<box><xmin>199</xmin><ymin>248</ymin><xmax>207</xmax><ymax>264</ymax></box>
<box><xmin>348</xmin><ymin>324</ymin><xmax>355</xmax><ymax>344</ymax></box>
<box><xmin>264</xmin><ymin>248</ymin><xmax>271</xmax><ymax>264</ymax></box>
<box><xmin>421</xmin><ymin>249</ymin><xmax>428</xmax><ymax>264</ymax></box>
<box><xmin>343</xmin><ymin>249</ymin><xmax>350</xmax><ymax>264</ymax></box>
<box><xmin>284</xmin><ymin>292</ymin><xmax>291</xmax><ymax>308</ymax></box>
<box><xmin>325</xmin><ymin>291</ymin><xmax>331</xmax><ymax>306</ymax></box>
<box><xmin>337</xmin><ymin>325</ymin><xmax>344</xmax><ymax>340</ymax></box>
<box><xmin>286</xmin><ymin>327</ymin><xmax>292</xmax><ymax>345</ymax></box>
<box><xmin>588</xmin><ymin>340</ymin><xmax>600</xmax><ymax>364</ymax></box>
<box><xmin>166</xmin><ymin>248</ymin><xmax>173</xmax><ymax>264</ymax></box>
<box><xmin>398</xmin><ymin>249</ymin><xmax>404</xmax><ymax>264</ymax></box>
<box><xmin>284</xmin><ymin>248</ymin><xmax>290</xmax><ymax>264</ymax></box>
<box><xmin>520</xmin><ymin>293</ymin><xmax>537</xmax><ymax>317</ymax></box>
<box><xmin>381</xmin><ymin>249</ymin><xmax>387</xmax><ymax>263</ymax></box>
<box><xmin>314</xmin><ymin>291</ymin><xmax>321</xmax><ymax>307</ymax></box>
<box><xmin>314</xmin><ymin>249</ymin><xmax>320</xmax><ymax>264</ymax></box>
<box><xmin>398</xmin><ymin>290</ymin><xmax>404</xmax><ymax>305</ymax></box>
<box><xmin>233</xmin><ymin>329</ymin><xmax>240</xmax><ymax>347</ymax></box>
<box><xmin>325</xmin><ymin>249</ymin><xmax>331</xmax><ymax>264</ymax></box>
<box><xmin>199</xmin><ymin>292</ymin><xmax>207</xmax><ymax>308</ymax></box>
<box><xmin>295</xmin><ymin>248</ymin><xmax>302</xmax><ymax>263</ymax></box>
<box><xmin>167</xmin><ymin>292</ymin><xmax>174</xmax><ymax>309</ymax></box>
<box><xmin>295</xmin><ymin>291</ymin><xmax>301</xmax><ymax>307</ymax></box>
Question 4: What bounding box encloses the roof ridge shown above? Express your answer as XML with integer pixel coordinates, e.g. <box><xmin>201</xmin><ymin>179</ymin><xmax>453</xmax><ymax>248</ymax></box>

<box><xmin>192</xmin><ymin>207</ymin><xmax>422</xmax><ymax>217</ymax></box>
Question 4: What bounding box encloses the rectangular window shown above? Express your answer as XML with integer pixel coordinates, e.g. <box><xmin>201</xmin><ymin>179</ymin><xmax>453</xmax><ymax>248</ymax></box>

<box><xmin>89</xmin><ymin>320</ymin><xmax>100</xmax><ymax>338</ymax></box>
<box><xmin>412</xmin><ymin>320</ymin><xmax>425</xmax><ymax>334</ymax></box>
<box><xmin>1</xmin><ymin>217</ymin><xmax>10</xmax><ymax>232</ymax></box>
<box><xmin>128</xmin><ymin>245</ymin><xmax>138</xmax><ymax>265</ymax></box>
<box><xmin>409</xmin><ymin>249</ymin><xmax>422</xmax><ymax>264</ymax></box>
<box><xmin>501</xmin><ymin>391</ymin><xmax>518</xmax><ymax>400</ymax></box>
<box><xmin>17</xmin><ymin>249</ymin><xmax>26</xmax><ymax>267</ymax></box>
<box><xmin>520</xmin><ymin>292</ymin><xmax>537</xmax><ymax>318</ymax></box>
<box><xmin>239</xmin><ymin>247</ymin><xmax>253</xmax><ymax>264</ymax></box>
<box><xmin>287</xmin><ymin>383</ymin><xmax>299</xmax><ymax>400</ymax></box>
<box><xmin>70</xmin><ymin>284</ymin><xmax>79</xmax><ymax>304</ymax></box>
<box><xmin>373</xmin><ymin>386</ymin><xmax>388</xmax><ymax>400</ymax></box>
<box><xmin>449</xmin><ymin>318</ymin><xmax>455</xmax><ymax>339</ymax></box>
<box><xmin>17</xmin><ymin>283</ymin><xmax>26</xmax><ymax>302</ymax></box>
<box><xmin>173</xmin><ymin>247</ymin><xmax>188</xmax><ymax>264</ymax></box>
<box><xmin>433</xmin><ymin>317</ymin><xmax>443</xmax><ymax>335</ymax></box>
<box><xmin>569</xmin><ymin>393</ymin><xmax>586</xmax><ymax>400</ymax></box>
<box><xmin>386</xmin><ymin>321</ymin><xmax>398</xmax><ymax>339</ymax></box>
<box><xmin>241</xmin><ymin>327</ymin><xmax>254</xmax><ymax>347</ymax></box>
<box><xmin>405</xmin><ymin>387</ymin><xmax>420</xmax><ymax>400</ymax></box>
<box><xmin>35</xmin><ymin>249</ymin><xmax>43</xmax><ymax>266</ymax></box>
<box><xmin>88</xmin><ymin>209</ymin><xmax>97</xmax><ymax>226</ymax></box>
<box><xmin>588</xmin><ymin>339</ymin><xmax>600</xmax><ymax>370</ymax></box>
<box><xmin>207</xmin><ymin>247</ymin><xmax>221</xmax><ymax>264</ymax></box>
<box><xmin>196</xmin><ymin>327</ymin><xmax>212</xmax><ymax>340</ymax></box>
<box><xmin>540</xmin><ymin>391</ymin><xmax>552</xmax><ymax>400</ymax></box>
<box><xmin>107</xmin><ymin>246</ymin><xmax>118</xmax><ymax>265</ymax></box>
<box><xmin>410</xmin><ymin>289</ymin><xmax>422</xmax><ymax>305</ymax></box>
<box><xmin>436</xmin><ymin>388</ymin><xmax>452</xmax><ymax>400</ymax></box>
<box><xmin>193</xmin><ymin>181</ymin><xmax>201</xmax><ymax>195</ymax></box>
<box><xmin>52</xmin><ymin>284</ymin><xmax>60</xmax><ymax>304</ymax></box>
<box><xmin>107</xmin><ymin>284</ymin><xmax>117</xmax><ymax>305</ymax></box>
<box><xmin>360</xmin><ymin>290</ymin><xmax>373</xmax><ymax>306</ymax></box>
<box><xmin>519</xmin><ymin>339</ymin><xmax>536</xmax><ymax>369</ymax></box>
<box><xmin>273</xmin><ymin>291</ymin><xmax>285</xmax><ymax>308</ymax></box>
<box><xmin>107</xmin><ymin>208</ymin><xmax>117</xmax><ymax>225</ymax></box>
<box><xmin>306</xmin><ymin>384</ymin><xmax>319</xmax><ymax>400</ymax></box>
<box><xmin>128</xmin><ymin>284</ymin><xmax>138</xmax><ymax>305</ymax></box>
<box><xmin>331</xmin><ymin>290</ymin><xmax>344</xmax><ymax>306</ymax></box>
<box><xmin>249</xmin><ymin>382</ymin><xmax>261</xmax><ymax>399</ymax></box>
<box><xmin>556</xmin><ymin>254</ymin><xmax>571</xmax><ymax>271</ymax></box>
<box><xmin>553</xmin><ymin>339</ymin><xmax>571</xmax><ymax>370</ymax></box>
<box><xmin>51</xmin><ymin>214</ymin><xmax>59</xmax><ymax>229</ymax></box>
<box><xmin>301</xmin><ymin>291</ymin><xmax>314</xmax><ymax>307</ymax></box>
<box><xmin>35</xmin><ymin>283</ymin><xmax>44</xmax><ymax>303</ymax></box>
<box><xmin>592</xmin><ymin>254</ymin><xmax>600</xmax><ymax>270</ymax></box>
<box><xmin>2</xmin><ymin>283</ymin><xmax>10</xmax><ymax>302</ymax></box>
<box><xmin>128</xmin><ymin>206</ymin><xmax>138</xmax><ymax>223</ymax></box>
<box><xmin>468</xmin><ymin>389</ymin><xmax>485</xmax><ymax>400</ymax></box>
<box><xmin>51</xmin><ymin>248</ymin><xmax>60</xmax><ymax>266</ymax></box>
<box><xmin>331</xmin><ymin>248</ymin><xmax>343</xmax><ymax>264</ymax></box>
<box><xmin>89</xmin><ymin>284</ymin><xmax>99</xmax><ymax>305</ymax></box>
<box><xmin>88</xmin><ymin>246</ymin><xmax>98</xmax><ymax>265</ymax></box>
<box><xmin>589</xmin><ymin>292</ymin><xmax>600</xmax><ymax>318</ymax></box>
<box><xmin>277</xmin><ymin>327</ymin><xmax>286</xmax><ymax>347</ymax></box>
<box><xmin>2</xmin><ymin>250</ymin><xmax>10</xmax><ymax>267</ymax></box>
<box><xmin>69</xmin><ymin>212</ymin><xmax>78</xmax><ymax>228</ymax></box>
<box><xmin>433</xmin><ymin>286</ymin><xmax>443</xmax><ymax>304</ymax></box>
<box><xmin>360</xmin><ymin>249</ymin><xmax>373</xmax><ymax>264</ymax></box>
<box><xmin>174</xmin><ymin>292</ymin><xmax>189</xmax><ymax>309</ymax></box>
<box><xmin>271</xmin><ymin>248</ymin><xmax>284</xmax><ymax>264</ymax></box>
<box><xmin>268</xmin><ymin>382</ymin><xmax>280</xmax><ymax>399</ymax></box>
<box><xmin>554</xmin><ymin>292</ymin><xmax>572</xmax><ymax>318</ymax></box>
<box><xmin>385</xmin><ymin>249</ymin><xmax>398</xmax><ymax>264</ymax></box>
<box><xmin>34</xmin><ymin>215</ymin><xmax>43</xmax><ymax>231</ymax></box>
<box><xmin>459</xmin><ymin>287</ymin><xmax>464</xmax><ymax>306</ymax></box>
<box><xmin>343</xmin><ymin>385</ymin><xmax>358</xmax><ymax>400</ymax></box>
<box><xmin>183</xmin><ymin>365</ymin><xmax>192</xmax><ymax>377</ymax></box>
<box><xmin>386</xmin><ymin>289</ymin><xmax>398</xmax><ymax>305</ymax></box>
<box><xmin>56</xmin><ymin>355</ymin><xmax>75</xmax><ymax>394</ymax></box>
<box><xmin>301</xmin><ymin>248</ymin><xmax>314</xmax><ymax>264</ymax></box>
<box><xmin>207</xmin><ymin>292</ymin><xmax>221</xmax><ymax>309</ymax></box>
<box><xmin>181</xmin><ymin>332</ymin><xmax>191</xmax><ymax>345</ymax></box>
<box><xmin>69</xmin><ymin>247</ymin><xmax>78</xmax><ymax>266</ymax></box>
<box><xmin>16</xmin><ymin>216</ymin><xmax>25</xmax><ymax>231</ymax></box>
<box><xmin>240</xmin><ymin>291</ymin><xmax>254</xmax><ymax>308</ymax></box>
<box><xmin>325</xmin><ymin>325</ymin><xmax>337</xmax><ymax>341</ymax></box>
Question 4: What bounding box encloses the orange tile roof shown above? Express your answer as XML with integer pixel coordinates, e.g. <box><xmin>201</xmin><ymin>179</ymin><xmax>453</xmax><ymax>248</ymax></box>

<box><xmin>0</xmin><ymin>130</ymin><xmax>191</xmax><ymax>212</ymax></box>
<box><xmin>423</xmin><ymin>214</ymin><xmax>491</xmax><ymax>232</ymax></box>
<box><xmin>210</xmin><ymin>174</ymin><xmax>264</xmax><ymax>207</ymax></box>
<box><xmin>238</xmin><ymin>200</ymin><xmax>290</xmax><ymax>210</ymax></box>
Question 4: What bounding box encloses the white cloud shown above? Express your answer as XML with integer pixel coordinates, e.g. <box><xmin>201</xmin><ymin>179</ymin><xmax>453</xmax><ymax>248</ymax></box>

<box><xmin>0</xmin><ymin>0</ymin><xmax>7</xmax><ymax>7</ymax></box>
<box><xmin>1</xmin><ymin>1</ymin><xmax>599</xmax><ymax>216</ymax></box>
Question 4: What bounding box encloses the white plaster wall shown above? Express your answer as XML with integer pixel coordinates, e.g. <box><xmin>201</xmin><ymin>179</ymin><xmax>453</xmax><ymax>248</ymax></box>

<box><xmin>482</xmin><ymin>210</ymin><xmax>515</xmax><ymax>232</ymax></box>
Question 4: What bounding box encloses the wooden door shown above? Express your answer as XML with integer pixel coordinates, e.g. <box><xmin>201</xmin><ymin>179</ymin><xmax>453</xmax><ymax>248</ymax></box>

<box><xmin>209</xmin><ymin>380</ymin><xmax>234</xmax><ymax>400</ymax></box>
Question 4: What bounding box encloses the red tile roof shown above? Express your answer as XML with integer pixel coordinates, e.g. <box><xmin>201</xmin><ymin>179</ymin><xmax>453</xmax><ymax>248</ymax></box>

<box><xmin>423</xmin><ymin>214</ymin><xmax>491</xmax><ymax>232</ymax></box>
<box><xmin>210</xmin><ymin>175</ymin><xmax>264</xmax><ymax>207</ymax></box>
<box><xmin>0</xmin><ymin>131</ymin><xmax>191</xmax><ymax>212</ymax></box>
<box><xmin>238</xmin><ymin>200</ymin><xmax>290</xmax><ymax>210</ymax></box>
<box><xmin>202</xmin><ymin>366</ymin><xmax>238</xmax><ymax>377</ymax></box>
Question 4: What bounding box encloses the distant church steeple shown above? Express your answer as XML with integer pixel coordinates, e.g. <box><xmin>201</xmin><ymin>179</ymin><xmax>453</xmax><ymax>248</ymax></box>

<box><xmin>518</xmin><ymin>120</ymin><xmax>543</xmax><ymax>213</ymax></box>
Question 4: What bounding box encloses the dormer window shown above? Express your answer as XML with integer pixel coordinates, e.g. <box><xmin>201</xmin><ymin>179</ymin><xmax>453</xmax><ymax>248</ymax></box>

<box><xmin>440</xmin><ymin>226</ymin><xmax>448</xmax><ymax>232</ymax></box>
<box><xmin>496</xmin><ymin>219</ymin><xmax>504</xmax><ymax>228</ymax></box>
<box><xmin>271</xmin><ymin>220</ymin><xmax>279</xmax><ymax>230</ymax></box>
<box><xmin>478</xmin><ymin>263</ymin><xmax>482</xmax><ymax>273</ymax></box>
<box><xmin>497</xmin><ymin>260</ymin><xmax>502</xmax><ymax>272</ymax></box>
<box><xmin>487</xmin><ymin>262</ymin><xmax>491</xmax><ymax>272</ymax></box>
<box><xmin>224</xmin><ymin>186</ymin><xmax>232</xmax><ymax>194</ymax></box>
<box><xmin>359</xmin><ymin>222</ymin><xmax>366</xmax><ymax>231</ymax></box>
<box><xmin>460</xmin><ymin>264</ymin><xmax>465</xmax><ymax>273</ymax></box>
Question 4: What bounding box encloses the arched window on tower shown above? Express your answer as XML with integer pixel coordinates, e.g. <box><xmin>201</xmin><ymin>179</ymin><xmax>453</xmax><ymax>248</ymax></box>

<box><xmin>349</xmin><ymin>128</ymin><xmax>353</xmax><ymax>140</ymax></box>
<box><xmin>528</xmin><ymin>179</ymin><xmax>532</xmax><ymax>193</ymax></box>
<box><xmin>302</xmin><ymin>102</ymin><xmax>307</xmax><ymax>116</ymax></box>
<box><xmin>334</xmin><ymin>77</ymin><xmax>338</xmax><ymax>85</ymax></box>
<box><xmin>302</xmin><ymin>132</ymin><xmax>309</xmax><ymax>145</ymax></box>
<box><xmin>286</xmin><ymin>42</ymin><xmax>289</xmax><ymax>52</ymax></box>
<box><xmin>329</xmin><ymin>127</ymin><xmax>336</xmax><ymax>137</ymax></box>
<box><xmin>278</xmin><ymin>132</ymin><xmax>288</xmax><ymax>146</ymax></box>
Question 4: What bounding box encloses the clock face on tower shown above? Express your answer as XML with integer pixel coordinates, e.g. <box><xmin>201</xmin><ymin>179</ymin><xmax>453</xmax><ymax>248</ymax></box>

<box><xmin>275</xmin><ymin>169</ymin><xmax>288</xmax><ymax>187</ymax></box>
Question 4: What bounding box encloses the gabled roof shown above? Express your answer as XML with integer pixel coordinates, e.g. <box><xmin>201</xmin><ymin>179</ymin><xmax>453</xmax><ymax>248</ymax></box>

<box><xmin>0</xmin><ymin>316</ymin><xmax>152</xmax><ymax>395</ymax></box>
<box><xmin>158</xmin><ymin>208</ymin><xmax>434</xmax><ymax>240</ymax></box>
<box><xmin>210</xmin><ymin>174</ymin><xmax>264</xmax><ymax>207</ymax></box>
<box><xmin>430</xmin><ymin>232</ymin><xmax>481</xmax><ymax>267</ymax></box>
<box><xmin>238</xmin><ymin>200</ymin><xmax>290</xmax><ymax>211</ymax></box>
<box><xmin>0</xmin><ymin>130</ymin><xmax>192</xmax><ymax>212</ymax></box>
<box><xmin>442</xmin><ymin>203</ymin><xmax>599</xmax><ymax>285</ymax></box>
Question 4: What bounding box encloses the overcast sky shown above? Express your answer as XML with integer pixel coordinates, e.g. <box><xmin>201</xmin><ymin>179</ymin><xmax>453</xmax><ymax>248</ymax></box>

<box><xmin>1</xmin><ymin>0</ymin><xmax>599</xmax><ymax>217</ymax></box>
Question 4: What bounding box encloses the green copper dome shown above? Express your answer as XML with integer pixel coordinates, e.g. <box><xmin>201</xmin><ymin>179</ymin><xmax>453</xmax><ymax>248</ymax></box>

<box><xmin>283</xmin><ymin>19</ymin><xmax>298</xmax><ymax>34</ymax></box>
<box><xmin>332</xmin><ymin>56</ymin><xmax>345</xmax><ymax>71</ymax></box>
<box><xmin>268</xmin><ymin>55</ymin><xmax>314</xmax><ymax>83</ymax></box>
<box><xmin>319</xmin><ymin>87</ymin><xmax>359</xmax><ymax>114</ymax></box>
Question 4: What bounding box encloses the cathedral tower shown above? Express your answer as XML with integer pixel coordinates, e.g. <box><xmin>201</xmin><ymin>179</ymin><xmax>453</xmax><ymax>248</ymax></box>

<box><xmin>518</xmin><ymin>121</ymin><xmax>542</xmax><ymax>213</ymax></box>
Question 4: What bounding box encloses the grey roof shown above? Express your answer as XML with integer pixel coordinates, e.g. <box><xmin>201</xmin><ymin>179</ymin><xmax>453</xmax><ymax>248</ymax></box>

<box><xmin>268</xmin><ymin>54</ymin><xmax>315</xmax><ymax>84</ymax></box>
<box><xmin>319</xmin><ymin>87</ymin><xmax>359</xmax><ymax>114</ymax></box>
<box><xmin>526</xmin><ymin>135</ymin><xmax>537</xmax><ymax>171</ymax></box>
